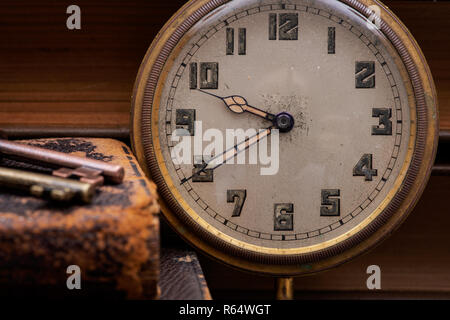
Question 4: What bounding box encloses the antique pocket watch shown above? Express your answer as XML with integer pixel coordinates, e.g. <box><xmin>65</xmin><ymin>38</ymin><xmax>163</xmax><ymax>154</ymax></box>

<box><xmin>131</xmin><ymin>0</ymin><xmax>438</xmax><ymax>275</ymax></box>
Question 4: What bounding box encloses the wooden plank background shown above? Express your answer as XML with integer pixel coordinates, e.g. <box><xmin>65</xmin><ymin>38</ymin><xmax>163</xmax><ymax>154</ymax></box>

<box><xmin>0</xmin><ymin>0</ymin><xmax>184</xmax><ymax>134</ymax></box>
<box><xmin>0</xmin><ymin>0</ymin><xmax>449</xmax><ymax>134</ymax></box>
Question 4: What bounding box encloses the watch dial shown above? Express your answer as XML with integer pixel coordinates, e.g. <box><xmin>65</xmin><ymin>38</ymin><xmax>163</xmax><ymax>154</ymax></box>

<box><xmin>156</xmin><ymin>0</ymin><xmax>413</xmax><ymax>251</ymax></box>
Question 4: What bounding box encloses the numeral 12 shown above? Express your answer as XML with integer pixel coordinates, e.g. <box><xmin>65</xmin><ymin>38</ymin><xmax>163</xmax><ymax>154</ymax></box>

<box><xmin>269</xmin><ymin>13</ymin><xmax>299</xmax><ymax>40</ymax></box>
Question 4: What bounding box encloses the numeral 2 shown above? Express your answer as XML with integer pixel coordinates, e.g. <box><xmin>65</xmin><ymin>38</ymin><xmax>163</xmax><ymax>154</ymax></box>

<box><xmin>269</xmin><ymin>13</ymin><xmax>299</xmax><ymax>40</ymax></box>
<box><xmin>226</xmin><ymin>28</ymin><xmax>246</xmax><ymax>55</ymax></box>
<box><xmin>353</xmin><ymin>154</ymin><xmax>378</xmax><ymax>181</ymax></box>
<box><xmin>321</xmin><ymin>189</ymin><xmax>340</xmax><ymax>217</ymax></box>
<box><xmin>189</xmin><ymin>62</ymin><xmax>219</xmax><ymax>89</ymax></box>
<box><xmin>227</xmin><ymin>190</ymin><xmax>247</xmax><ymax>217</ymax></box>
<box><xmin>274</xmin><ymin>203</ymin><xmax>294</xmax><ymax>231</ymax></box>
<box><xmin>356</xmin><ymin>61</ymin><xmax>375</xmax><ymax>88</ymax></box>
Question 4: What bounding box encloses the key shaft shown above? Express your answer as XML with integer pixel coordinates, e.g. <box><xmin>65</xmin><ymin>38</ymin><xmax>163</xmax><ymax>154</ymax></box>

<box><xmin>0</xmin><ymin>167</ymin><xmax>95</xmax><ymax>203</ymax></box>
<box><xmin>0</xmin><ymin>139</ymin><xmax>124</xmax><ymax>184</ymax></box>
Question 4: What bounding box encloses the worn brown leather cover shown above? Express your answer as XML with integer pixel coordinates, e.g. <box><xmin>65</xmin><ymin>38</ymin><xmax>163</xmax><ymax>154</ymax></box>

<box><xmin>0</xmin><ymin>138</ymin><xmax>159</xmax><ymax>299</ymax></box>
<box><xmin>160</xmin><ymin>248</ymin><xmax>211</xmax><ymax>300</ymax></box>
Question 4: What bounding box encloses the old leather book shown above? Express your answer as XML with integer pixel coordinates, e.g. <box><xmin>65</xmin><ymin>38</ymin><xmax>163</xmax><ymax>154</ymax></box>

<box><xmin>0</xmin><ymin>138</ymin><xmax>159</xmax><ymax>299</ymax></box>
<box><xmin>160</xmin><ymin>247</ymin><xmax>212</xmax><ymax>300</ymax></box>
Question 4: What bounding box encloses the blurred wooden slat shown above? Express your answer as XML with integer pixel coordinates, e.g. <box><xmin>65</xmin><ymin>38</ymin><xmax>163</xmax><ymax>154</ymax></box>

<box><xmin>0</xmin><ymin>102</ymin><xmax>127</xmax><ymax>112</ymax></box>
<box><xmin>0</xmin><ymin>111</ymin><xmax>126</xmax><ymax>125</ymax></box>
<box><xmin>0</xmin><ymin>0</ymin><xmax>449</xmax><ymax>132</ymax></box>
<box><xmin>0</xmin><ymin>0</ymin><xmax>186</xmax><ymax>131</ymax></box>
<box><xmin>387</xmin><ymin>1</ymin><xmax>450</xmax><ymax>131</ymax></box>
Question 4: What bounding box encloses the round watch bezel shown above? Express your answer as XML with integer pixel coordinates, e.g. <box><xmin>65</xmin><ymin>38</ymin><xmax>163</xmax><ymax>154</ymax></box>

<box><xmin>131</xmin><ymin>0</ymin><xmax>438</xmax><ymax>276</ymax></box>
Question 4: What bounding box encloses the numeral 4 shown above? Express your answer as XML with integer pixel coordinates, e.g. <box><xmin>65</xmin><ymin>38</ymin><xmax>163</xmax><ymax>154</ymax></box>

<box><xmin>353</xmin><ymin>154</ymin><xmax>378</xmax><ymax>181</ymax></box>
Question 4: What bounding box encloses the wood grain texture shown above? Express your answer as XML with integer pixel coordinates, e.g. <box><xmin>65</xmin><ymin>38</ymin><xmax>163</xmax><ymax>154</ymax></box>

<box><xmin>0</xmin><ymin>1</ymin><xmax>448</xmax><ymax>132</ymax></box>
<box><xmin>0</xmin><ymin>0</ymin><xmax>185</xmax><ymax>131</ymax></box>
<box><xmin>387</xmin><ymin>1</ymin><xmax>450</xmax><ymax>131</ymax></box>
<box><xmin>198</xmin><ymin>175</ymin><xmax>450</xmax><ymax>299</ymax></box>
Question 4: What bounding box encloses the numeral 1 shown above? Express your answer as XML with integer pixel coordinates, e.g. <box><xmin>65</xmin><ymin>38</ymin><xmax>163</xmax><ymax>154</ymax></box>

<box><xmin>227</xmin><ymin>190</ymin><xmax>247</xmax><ymax>217</ymax></box>
<box><xmin>189</xmin><ymin>62</ymin><xmax>219</xmax><ymax>89</ymax></box>
<box><xmin>189</xmin><ymin>62</ymin><xmax>197</xmax><ymax>89</ymax></box>
<box><xmin>269</xmin><ymin>13</ymin><xmax>299</xmax><ymax>40</ymax></box>
<box><xmin>353</xmin><ymin>154</ymin><xmax>378</xmax><ymax>181</ymax></box>
<box><xmin>274</xmin><ymin>203</ymin><xmax>294</xmax><ymax>231</ymax></box>
<box><xmin>328</xmin><ymin>27</ymin><xmax>336</xmax><ymax>54</ymax></box>
<box><xmin>226</xmin><ymin>28</ymin><xmax>246</xmax><ymax>55</ymax></box>
<box><xmin>321</xmin><ymin>189</ymin><xmax>340</xmax><ymax>217</ymax></box>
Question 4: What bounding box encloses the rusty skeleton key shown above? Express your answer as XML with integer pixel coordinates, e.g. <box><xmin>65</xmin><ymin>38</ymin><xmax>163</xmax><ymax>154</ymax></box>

<box><xmin>0</xmin><ymin>139</ymin><xmax>124</xmax><ymax>187</ymax></box>
<box><xmin>0</xmin><ymin>167</ymin><xmax>95</xmax><ymax>203</ymax></box>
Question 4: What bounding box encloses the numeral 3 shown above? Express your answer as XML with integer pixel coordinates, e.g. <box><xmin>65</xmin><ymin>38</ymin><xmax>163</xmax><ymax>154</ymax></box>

<box><xmin>372</xmin><ymin>108</ymin><xmax>392</xmax><ymax>136</ymax></box>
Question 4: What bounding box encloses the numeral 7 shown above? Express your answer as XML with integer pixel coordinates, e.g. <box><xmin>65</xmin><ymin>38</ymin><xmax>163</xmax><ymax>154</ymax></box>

<box><xmin>227</xmin><ymin>190</ymin><xmax>247</xmax><ymax>217</ymax></box>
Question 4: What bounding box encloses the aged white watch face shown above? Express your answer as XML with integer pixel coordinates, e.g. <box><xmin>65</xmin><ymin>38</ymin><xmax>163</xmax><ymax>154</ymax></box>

<box><xmin>156</xmin><ymin>0</ymin><xmax>414</xmax><ymax>252</ymax></box>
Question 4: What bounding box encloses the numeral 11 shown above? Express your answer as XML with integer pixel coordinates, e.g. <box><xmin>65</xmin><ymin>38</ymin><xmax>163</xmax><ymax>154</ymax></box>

<box><xmin>226</xmin><ymin>28</ymin><xmax>246</xmax><ymax>55</ymax></box>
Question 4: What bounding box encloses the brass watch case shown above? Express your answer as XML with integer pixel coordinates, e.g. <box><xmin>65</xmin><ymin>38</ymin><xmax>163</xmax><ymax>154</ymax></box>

<box><xmin>131</xmin><ymin>0</ymin><xmax>439</xmax><ymax>276</ymax></box>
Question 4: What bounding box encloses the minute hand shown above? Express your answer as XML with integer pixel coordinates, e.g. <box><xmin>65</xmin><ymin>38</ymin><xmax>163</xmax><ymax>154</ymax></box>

<box><xmin>181</xmin><ymin>127</ymin><xmax>273</xmax><ymax>185</ymax></box>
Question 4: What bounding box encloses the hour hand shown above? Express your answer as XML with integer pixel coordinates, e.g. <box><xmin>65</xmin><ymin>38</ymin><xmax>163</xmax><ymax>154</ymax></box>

<box><xmin>197</xmin><ymin>89</ymin><xmax>276</xmax><ymax>122</ymax></box>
